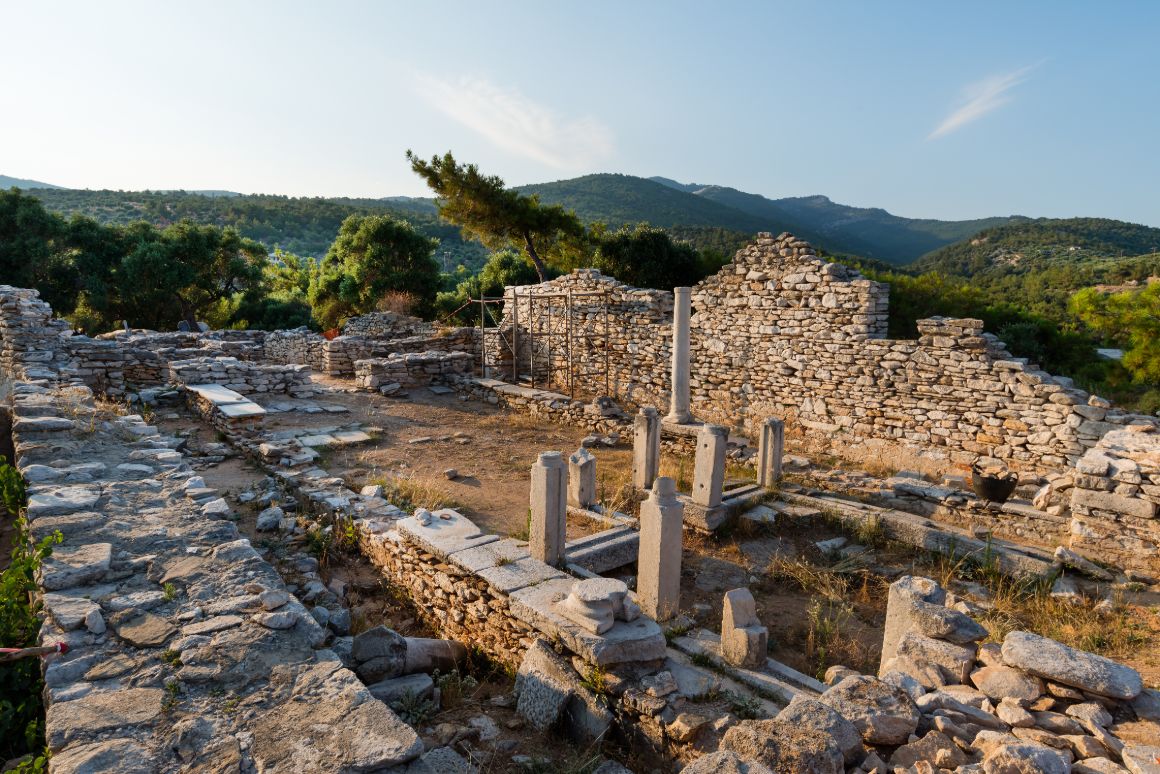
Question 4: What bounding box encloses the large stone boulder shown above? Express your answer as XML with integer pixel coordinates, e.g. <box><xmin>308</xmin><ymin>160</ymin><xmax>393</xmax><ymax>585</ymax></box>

<box><xmin>352</xmin><ymin>626</ymin><xmax>408</xmax><ymax>683</ymax></box>
<box><xmin>895</xmin><ymin>631</ymin><xmax>975</xmax><ymax>684</ymax></box>
<box><xmin>970</xmin><ymin>665</ymin><xmax>1045</xmax><ymax>703</ymax></box>
<box><xmin>681</xmin><ymin>750</ymin><xmax>774</xmax><ymax>774</ymax></box>
<box><xmin>818</xmin><ymin>675</ymin><xmax>921</xmax><ymax>745</ymax></box>
<box><xmin>719</xmin><ymin>719</ymin><xmax>843</xmax><ymax>774</ymax></box>
<box><xmin>880</xmin><ymin>576</ymin><xmax>946</xmax><ymax>675</ymax></box>
<box><xmin>775</xmin><ymin>697</ymin><xmax>863</xmax><ymax>765</ymax></box>
<box><xmin>982</xmin><ymin>741</ymin><xmax>1070</xmax><ymax>774</ymax></box>
<box><xmin>1001</xmin><ymin>630</ymin><xmax>1143</xmax><ymax>700</ymax></box>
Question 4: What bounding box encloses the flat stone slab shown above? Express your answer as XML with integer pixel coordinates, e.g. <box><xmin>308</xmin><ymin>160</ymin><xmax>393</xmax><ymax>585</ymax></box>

<box><xmin>449</xmin><ymin>538</ymin><xmax>530</xmax><ymax>573</ymax></box>
<box><xmin>218</xmin><ymin>401</ymin><xmax>266</xmax><ymax>418</ymax></box>
<box><xmin>397</xmin><ymin>510</ymin><xmax>499</xmax><ymax>560</ymax></box>
<box><xmin>28</xmin><ymin>485</ymin><xmax>102</xmax><ymax>517</ymax></box>
<box><xmin>182</xmin><ymin>615</ymin><xmax>244</xmax><ymax>636</ymax></box>
<box><xmin>508</xmin><ymin>578</ymin><xmax>667</xmax><ymax>666</ymax></box>
<box><xmin>741</xmin><ymin>504</ymin><xmax>779</xmax><ymax>524</ymax></box>
<box><xmin>115</xmin><ymin>611</ymin><xmax>177</xmax><ymax>648</ymax></box>
<box><xmin>476</xmin><ymin>557</ymin><xmax>566</xmax><ymax>594</ymax></box>
<box><xmin>1002</xmin><ymin>630</ymin><xmax>1143</xmax><ymax>700</ymax></box>
<box><xmin>299</xmin><ymin>434</ymin><xmax>338</xmax><ymax>448</ymax></box>
<box><xmin>332</xmin><ymin>430</ymin><xmax>372</xmax><ymax>445</ymax></box>
<box><xmin>40</xmin><ymin>543</ymin><xmax>112</xmax><ymax>591</ymax></box>
<box><xmin>13</xmin><ymin>416</ymin><xmax>74</xmax><ymax>433</ymax></box>
<box><xmin>186</xmin><ymin>384</ymin><xmax>248</xmax><ymax>404</ymax></box>
<box><xmin>45</xmin><ymin>687</ymin><xmax>164</xmax><ymax>751</ymax></box>
<box><xmin>427</xmin><ymin>385</ymin><xmax>454</xmax><ymax>395</ymax></box>
<box><xmin>43</xmin><ymin>589</ymin><xmax>103</xmax><ymax>631</ymax></box>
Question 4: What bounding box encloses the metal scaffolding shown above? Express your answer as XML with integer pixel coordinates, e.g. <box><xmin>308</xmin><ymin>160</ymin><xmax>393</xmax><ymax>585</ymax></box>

<box><xmin>472</xmin><ymin>289</ymin><xmax>611</xmax><ymax>399</ymax></box>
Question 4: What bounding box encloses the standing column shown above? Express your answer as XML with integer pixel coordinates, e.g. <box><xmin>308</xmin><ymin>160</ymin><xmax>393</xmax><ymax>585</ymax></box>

<box><xmin>637</xmin><ymin>476</ymin><xmax>684</xmax><ymax>621</ymax></box>
<box><xmin>568</xmin><ymin>447</ymin><xmax>596</xmax><ymax>509</ymax></box>
<box><xmin>632</xmin><ymin>406</ymin><xmax>661</xmax><ymax>490</ymax></box>
<box><xmin>665</xmin><ymin>286</ymin><xmax>692</xmax><ymax>424</ymax></box>
<box><xmin>757</xmin><ymin>417</ymin><xmax>785</xmax><ymax>489</ymax></box>
<box><xmin>529</xmin><ymin>451</ymin><xmax>567</xmax><ymax>566</ymax></box>
<box><xmin>692</xmin><ymin>424</ymin><xmax>728</xmax><ymax>508</ymax></box>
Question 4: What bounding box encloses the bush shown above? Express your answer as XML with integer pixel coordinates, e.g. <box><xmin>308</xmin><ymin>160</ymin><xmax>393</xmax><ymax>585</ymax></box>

<box><xmin>1</xmin><ymin>456</ymin><xmax>60</xmax><ymax>764</ymax></box>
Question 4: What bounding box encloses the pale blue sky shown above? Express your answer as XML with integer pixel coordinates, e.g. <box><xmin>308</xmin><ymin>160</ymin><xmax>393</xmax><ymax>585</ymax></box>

<box><xmin>3</xmin><ymin>1</ymin><xmax>1158</xmax><ymax>225</ymax></box>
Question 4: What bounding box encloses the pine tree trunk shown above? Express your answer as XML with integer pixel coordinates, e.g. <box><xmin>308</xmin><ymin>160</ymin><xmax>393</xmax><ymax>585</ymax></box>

<box><xmin>522</xmin><ymin>232</ymin><xmax>547</xmax><ymax>283</ymax></box>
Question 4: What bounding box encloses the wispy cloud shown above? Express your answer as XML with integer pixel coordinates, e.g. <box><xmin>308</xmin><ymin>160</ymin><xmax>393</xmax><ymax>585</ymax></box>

<box><xmin>928</xmin><ymin>63</ymin><xmax>1042</xmax><ymax>140</ymax></box>
<box><xmin>414</xmin><ymin>74</ymin><xmax>613</xmax><ymax>169</ymax></box>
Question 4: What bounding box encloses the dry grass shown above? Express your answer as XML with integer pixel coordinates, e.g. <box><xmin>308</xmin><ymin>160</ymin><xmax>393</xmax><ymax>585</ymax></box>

<box><xmin>925</xmin><ymin>549</ymin><xmax>1152</xmax><ymax>660</ymax></box>
<box><xmin>370</xmin><ymin>472</ymin><xmax>460</xmax><ymax>513</ymax></box>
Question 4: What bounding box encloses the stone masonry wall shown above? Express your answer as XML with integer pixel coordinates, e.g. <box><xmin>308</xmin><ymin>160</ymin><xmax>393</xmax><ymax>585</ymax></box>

<box><xmin>166</xmin><ymin>356</ymin><xmax>314</xmax><ymax>396</ymax></box>
<box><xmin>353</xmin><ymin>351</ymin><xmax>473</xmax><ymax>393</ymax></box>
<box><xmin>1069</xmin><ymin>427</ymin><xmax>1160</xmax><ymax>574</ymax></box>
<box><xmin>502</xmin><ymin>233</ymin><xmax>1158</xmax><ymax>473</ymax></box>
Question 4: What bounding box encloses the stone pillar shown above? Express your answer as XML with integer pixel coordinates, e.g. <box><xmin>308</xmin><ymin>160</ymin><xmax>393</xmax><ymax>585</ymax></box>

<box><xmin>878</xmin><ymin>575</ymin><xmax>945</xmax><ymax>676</ymax></box>
<box><xmin>568</xmin><ymin>447</ymin><xmax>596</xmax><ymax>509</ymax></box>
<box><xmin>637</xmin><ymin>476</ymin><xmax>684</xmax><ymax>621</ymax></box>
<box><xmin>721</xmin><ymin>588</ymin><xmax>769</xmax><ymax>669</ymax></box>
<box><xmin>632</xmin><ymin>406</ymin><xmax>661</xmax><ymax>490</ymax></box>
<box><xmin>757</xmin><ymin>417</ymin><xmax>784</xmax><ymax>489</ymax></box>
<box><xmin>530</xmin><ymin>451</ymin><xmax>567</xmax><ymax>566</ymax></box>
<box><xmin>692</xmin><ymin>423</ymin><xmax>728</xmax><ymax>508</ymax></box>
<box><xmin>665</xmin><ymin>287</ymin><xmax>692</xmax><ymax>424</ymax></box>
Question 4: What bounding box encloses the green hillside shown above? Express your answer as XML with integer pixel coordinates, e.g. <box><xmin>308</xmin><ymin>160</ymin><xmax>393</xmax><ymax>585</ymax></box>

<box><xmin>912</xmin><ymin>218</ymin><xmax>1160</xmax><ymax>276</ymax></box>
<box><xmin>26</xmin><ymin>188</ymin><xmax>487</xmax><ymax>268</ymax></box>
<box><xmin>518</xmin><ymin>174</ymin><xmax>775</xmax><ymax>234</ymax></box>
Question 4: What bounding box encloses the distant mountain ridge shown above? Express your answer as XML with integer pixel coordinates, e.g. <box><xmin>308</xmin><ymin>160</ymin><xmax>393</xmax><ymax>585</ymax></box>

<box><xmin>1</xmin><ymin>174</ymin><xmax>64</xmax><ymax>190</ymax></box>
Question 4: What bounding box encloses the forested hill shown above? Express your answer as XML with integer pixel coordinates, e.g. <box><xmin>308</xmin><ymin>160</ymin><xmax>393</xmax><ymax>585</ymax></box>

<box><xmin>911</xmin><ymin>218</ymin><xmax>1160</xmax><ymax>276</ymax></box>
<box><xmin>25</xmin><ymin>188</ymin><xmax>486</xmax><ymax>267</ymax></box>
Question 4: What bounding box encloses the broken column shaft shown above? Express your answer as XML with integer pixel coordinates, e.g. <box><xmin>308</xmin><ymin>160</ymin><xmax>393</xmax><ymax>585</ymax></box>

<box><xmin>692</xmin><ymin>423</ymin><xmax>728</xmax><ymax>508</ymax></box>
<box><xmin>530</xmin><ymin>451</ymin><xmax>567</xmax><ymax>566</ymax></box>
<box><xmin>632</xmin><ymin>406</ymin><xmax>661</xmax><ymax>490</ymax></box>
<box><xmin>757</xmin><ymin>417</ymin><xmax>784</xmax><ymax>489</ymax></box>
<box><xmin>637</xmin><ymin>476</ymin><xmax>684</xmax><ymax>621</ymax></box>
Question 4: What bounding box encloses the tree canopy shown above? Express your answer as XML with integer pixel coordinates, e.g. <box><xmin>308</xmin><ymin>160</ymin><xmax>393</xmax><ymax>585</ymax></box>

<box><xmin>407</xmin><ymin>150</ymin><xmax>586</xmax><ymax>281</ymax></box>
<box><xmin>308</xmin><ymin>214</ymin><xmax>439</xmax><ymax>329</ymax></box>
<box><xmin>1071</xmin><ymin>284</ymin><xmax>1160</xmax><ymax>384</ymax></box>
<box><xmin>586</xmin><ymin>223</ymin><xmax>703</xmax><ymax>289</ymax></box>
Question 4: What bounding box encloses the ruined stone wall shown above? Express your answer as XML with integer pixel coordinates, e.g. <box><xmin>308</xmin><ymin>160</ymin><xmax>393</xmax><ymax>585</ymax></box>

<box><xmin>502</xmin><ymin>234</ymin><xmax>1158</xmax><ymax>473</ymax></box>
<box><xmin>323</xmin><ymin>328</ymin><xmax>479</xmax><ymax>377</ymax></box>
<box><xmin>498</xmin><ymin>269</ymin><xmax>674</xmax><ymax>401</ymax></box>
<box><xmin>341</xmin><ymin>310</ymin><xmax>432</xmax><ymax>339</ymax></box>
<box><xmin>263</xmin><ymin>328</ymin><xmax>326</xmax><ymax>370</ymax></box>
<box><xmin>353</xmin><ymin>351</ymin><xmax>473</xmax><ymax>393</ymax></box>
<box><xmin>1069</xmin><ymin>427</ymin><xmax>1160</xmax><ymax>574</ymax></box>
<box><xmin>166</xmin><ymin>356</ymin><xmax>314</xmax><ymax>396</ymax></box>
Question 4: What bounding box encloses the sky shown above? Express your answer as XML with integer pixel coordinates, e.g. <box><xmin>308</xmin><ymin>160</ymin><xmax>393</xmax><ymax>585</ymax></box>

<box><xmin>3</xmin><ymin>0</ymin><xmax>1158</xmax><ymax>225</ymax></box>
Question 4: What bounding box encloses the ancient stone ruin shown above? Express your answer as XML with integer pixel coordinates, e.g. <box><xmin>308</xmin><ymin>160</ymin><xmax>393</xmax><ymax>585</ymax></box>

<box><xmin>1</xmin><ymin>230</ymin><xmax>1158</xmax><ymax>773</ymax></box>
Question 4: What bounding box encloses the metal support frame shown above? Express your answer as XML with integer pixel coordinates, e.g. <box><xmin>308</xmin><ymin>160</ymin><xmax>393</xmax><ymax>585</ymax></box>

<box><xmin>470</xmin><ymin>288</ymin><xmax>612</xmax><ymax>400</ymax></box>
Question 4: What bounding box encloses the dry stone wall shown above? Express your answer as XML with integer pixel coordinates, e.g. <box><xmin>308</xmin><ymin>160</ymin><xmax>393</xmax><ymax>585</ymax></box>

<box><xmin>166</xmin><ymin>356</ymin><xmax>314</xmax><ymax>396</ymax></box>
<box><xmin>502</xmin><ymin>234</ymin><xmax>1158</xmax><ymax>473</ymax></box>
<box><xmin>1069</xmin><ymin>427</ymin><xmax>1160</xmax><ymax>574</ymax></box>
<box><xmin>353</xmin><ymin>351</ymin><xmax>473</xmax><ymax>393</ymax></box>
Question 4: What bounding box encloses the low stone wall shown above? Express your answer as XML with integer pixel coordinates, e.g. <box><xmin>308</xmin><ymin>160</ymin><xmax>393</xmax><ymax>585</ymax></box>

<box><xmin>1069</xmin><ymin>427</ymin><xmax>1160</xmax><ymax>575</ymax></box>
<box><xmin>263</xmin><ymin>327</ymin><xmax>325</xmax><ymax>370</ymax></box>
<box><xmin>353</xmin><ymin>351</ymin><xmax>473</xmax><ymax>393</ymax></box>
<box><xmin>453</xmin><ymin>376</ymin><xmax>629</xmax><ymax>435</ymax></box>
<box><xmin>324</xmin><ymin>329</ymin><xmax>479</xmax><ymax>377</ymax></box>
<box><xmin>167</xmin><ymin>356</ymin><xmax>314</xmax><ymax>397</ymax></box>
<box><xmin>342</xmin><ymin>310</ymin><xmax>432</xmax><ymax>339</ymax></box>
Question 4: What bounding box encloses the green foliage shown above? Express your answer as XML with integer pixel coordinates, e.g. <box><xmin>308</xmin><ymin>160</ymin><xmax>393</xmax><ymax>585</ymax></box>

<box><xmin>1</xmin><ymin>455</ymin><xmax>60</xmax><ymax>763</ymax></box>
<box><xmin>1072</xmin><ymin>283</ymin><xmax>1160</xmax><ymax>384</ymax></box>
<box><xmin>582</xmin><ymin>223</ymin><xmax>702</xmax><ymax>289</ymax></box>
<box><xmin>308</xmin><ymin>214</ymin><xmax>439</xmax><ymax>329</ymax></box>
<box><xmin>389</xmin><ymin>689</ymin><xmax>437</xmax><ymax>725</ymax></box>
<box><xmin>408</xmin><ymin>150</ymin><xmax>587</xmax><ymax>281</ymax></box>
<box><xmin>434</xmin><ymin>249</ymin><xmax>545</xmax><ymax>324</ymax></box>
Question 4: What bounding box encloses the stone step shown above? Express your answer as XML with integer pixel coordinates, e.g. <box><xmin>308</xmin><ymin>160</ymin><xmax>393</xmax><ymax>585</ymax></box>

<box><xmin>671</xmin><ymin>630</ymin><xmax>819</xmax><ymax>705</ymax></box>
<box><xmin>565</xmin><ymin>526</ymin><xmax>640</xmax><ymax>573</ymax></box>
